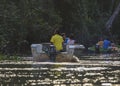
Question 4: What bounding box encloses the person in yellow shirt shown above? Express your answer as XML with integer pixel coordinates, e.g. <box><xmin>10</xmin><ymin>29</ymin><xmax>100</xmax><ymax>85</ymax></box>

<box><xmin>50</xmin><ymin>29</ymin><xmax>64</xmax><ymax>51</ymax></box>
<box><xmin>50</xmin><ymin>29</ymin><xmax>64</xmax><ymax>62</ymax></box>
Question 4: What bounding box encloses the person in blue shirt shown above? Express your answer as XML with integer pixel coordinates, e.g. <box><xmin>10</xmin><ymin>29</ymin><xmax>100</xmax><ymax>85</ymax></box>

<box><xmin>103</xmin><ymin>38</ymin><xmax>111</xmax><ymax>49</ymax></box>
<box><xmin>103</xmin><ymin>38</ymin><xmax>111</xmax><ymax>55</ymax></box>
<box><xmin>61</xmin><ymin>33</ymin><xmax>69</xmax><ymax>44</ymax></box>
<box><xmin>61</xmin><ymin>33</ymin><xmax>69</xmax><ymax>51</ymax></box>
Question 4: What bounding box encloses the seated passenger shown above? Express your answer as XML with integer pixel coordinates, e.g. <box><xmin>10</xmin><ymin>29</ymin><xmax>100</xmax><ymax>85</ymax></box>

<box><xmin>67</xmin><ymin>33</ymin><xmax>75</xmax><ymax>45</ymax></box>
<box><xmin>97</xmin><ymin>38</ymin><xmax>103</xmax><ymax>48</ymax></box>
<box><xmin>103</xmin><ymin>38</ymin><xmax>111</xmax><ymax>49</ymax></box>
<box><xmin>103</xmin><ymin>38</ymin><xmax>111</xmax><ymax>54</ymax></box>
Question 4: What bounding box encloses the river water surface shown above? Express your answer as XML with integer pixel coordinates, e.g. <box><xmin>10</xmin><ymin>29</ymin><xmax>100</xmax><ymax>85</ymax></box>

<box><xmin>0</xmin><ymin>59</ymin><xmax>120</xmax><ymax>86</ymax></box>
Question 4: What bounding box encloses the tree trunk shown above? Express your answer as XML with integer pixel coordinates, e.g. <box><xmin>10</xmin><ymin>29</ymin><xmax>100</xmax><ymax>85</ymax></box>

<box><xmin>106</xmin><ymin>2</ymin><xmax>120</xmax><ymax>30</ymax></box>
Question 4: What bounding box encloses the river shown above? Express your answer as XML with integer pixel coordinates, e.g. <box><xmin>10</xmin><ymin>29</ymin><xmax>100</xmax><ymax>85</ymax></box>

<box><xmin>0</xmin><ymin>58</ymin><xmax>120</xmax><ymax>86</ymax></box>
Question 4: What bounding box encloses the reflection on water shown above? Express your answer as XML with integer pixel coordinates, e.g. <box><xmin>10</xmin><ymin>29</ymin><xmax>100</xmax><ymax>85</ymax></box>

<box><xmin>0</xmin><ymin>61</ymin><xmax>120</xmax><ymax>86</ymax></box>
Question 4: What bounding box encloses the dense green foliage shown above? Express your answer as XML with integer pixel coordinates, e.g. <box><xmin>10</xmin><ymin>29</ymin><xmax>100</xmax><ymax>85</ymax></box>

<box><xmin>0</xmin><ymin>0</ymin><xmax>120</xmax><ymax>55</ymax></box>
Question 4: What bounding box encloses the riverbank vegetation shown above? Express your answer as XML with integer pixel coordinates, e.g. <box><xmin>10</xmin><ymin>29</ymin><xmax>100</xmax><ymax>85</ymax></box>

<box><xmin>0</xmin><ymin>0</ymin><xmax>120</xmax><ymax>55</ymax></box>
<box><xmin>0</xmin><ymin>53</ymin><xmax>22</xmax><ymax>61</ymax></box>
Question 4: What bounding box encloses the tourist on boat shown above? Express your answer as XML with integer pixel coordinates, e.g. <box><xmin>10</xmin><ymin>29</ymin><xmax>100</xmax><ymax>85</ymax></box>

<box><xmin>108</xmin><ymin>42</ymin><xmax>119</xmax><ymax>56</ymax></box>
<box><xmin>95</xmin><ymin>38</ymin><xmax>103</xmax><ymax>54</ymax></box>
<box><xmin>61</xmin><ymin>33</ymin><xmax>69</xmax><ymax>51</ymax></box>
<box><xmin>110</xmin><ymin>43</ymin><xmax>118</xmax><ymax>51</ymax></box>
<box><xmin>50</xmin><ymin>29</ymin><xmax>64</xmax><ymax>52</ymax></box>
<box><xmin>103</xmin><ymin>38</ymin><xmax>111</xmax><ymax>49</ymax></box>
<box><xmin>61</xmin><ymin>33</ymin><xmax>69</xmax><ymax>44</ymax></box>
<box><xmin>103</xmin><ymin>38</ymin><xmax>111</xmax><ymax>54</ymax></box>
<box><xmin>66</xmin><ymin>33</ymin><xmax>75</xmax><ymax>55</ymax></box>
<box><xmin>97</xmin><ymin>38</ymin><xmax>103</xmax><ymax>48</ymax></box>
<box><xmin>50</xmin><ymin>29</ymin><xmax>64</xmax><ymax>62</ymax></box>
<box><xmin>67</xmin><ymin>33</ymin><xmax>75</xmax><ymax>45</ymax></box>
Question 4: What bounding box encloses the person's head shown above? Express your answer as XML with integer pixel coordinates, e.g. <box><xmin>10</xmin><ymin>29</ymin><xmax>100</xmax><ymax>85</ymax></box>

<box><xmin>69</xmin><ymin>33</ymin><xmax>74</xmax><ymax>39</ymax></box>
<box><xmin>61</xmin><ymin>33</ymin><xmax>66</xmax><ymax>38</ymax></box>
<box><xmin>54</xmin><ymin>28</ymin><xmax>60</xmax><ymax>35</ymax></box>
